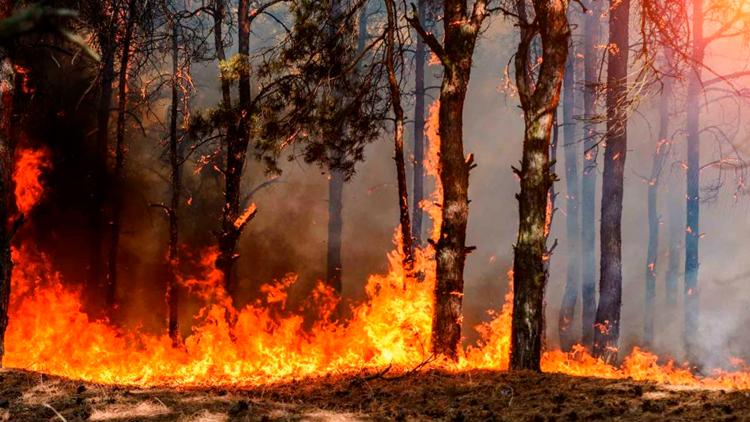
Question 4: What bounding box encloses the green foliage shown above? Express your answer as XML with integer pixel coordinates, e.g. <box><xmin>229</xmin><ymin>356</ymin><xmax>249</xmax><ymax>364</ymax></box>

<box><xmin>253</xmin><ymin>0</ymin><xmax>389</xmax><ymax>180</ymax></box>
<box><xmin>218</xmin><ymin>54</ymin><xmax>251</xmax><ymax>82</ymax></box>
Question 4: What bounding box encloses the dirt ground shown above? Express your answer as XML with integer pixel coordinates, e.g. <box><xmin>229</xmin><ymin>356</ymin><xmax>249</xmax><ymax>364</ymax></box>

<box><xmin>1</xmin><ymin>367</ymin><xmax>749</xmax><ymax>421</ymax></box>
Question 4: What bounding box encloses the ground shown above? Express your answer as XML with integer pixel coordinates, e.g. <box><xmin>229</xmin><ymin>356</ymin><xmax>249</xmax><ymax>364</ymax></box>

<box><xmin>1</xmin><ymin>368</ymin><xmax>749</xmax><ymax>421</ymax></box>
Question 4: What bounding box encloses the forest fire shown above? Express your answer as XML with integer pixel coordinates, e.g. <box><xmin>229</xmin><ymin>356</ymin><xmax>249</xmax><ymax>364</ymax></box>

<box><xmin>5</xmin><ymin>0</ymin><xmax>750</xmax><ymax>419</ymax></box>
<box><xmin>1</xmin><ymin>115</ymin><xmax>749</xmax><ymax>391</ymax></box>
<box><xmin>5</xmin><ymin>237</ymin><xmax>750</xmax><ymax>389</ymax></box>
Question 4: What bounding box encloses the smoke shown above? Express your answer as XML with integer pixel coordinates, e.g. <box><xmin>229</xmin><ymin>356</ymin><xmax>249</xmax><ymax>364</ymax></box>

<box><xmin>10</xmin><ymin>10</ymin><xmax>750</xmax><ymax>371</ymax></box>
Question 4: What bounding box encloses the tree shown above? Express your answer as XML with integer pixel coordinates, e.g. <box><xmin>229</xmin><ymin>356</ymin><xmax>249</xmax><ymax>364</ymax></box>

<box><xmin>593</xmin><ymin>0</ymin><xmax>630</xmax><ymax>360</ymax></box>
<box><xmin>410</xmin><ymin>0</ymin><xmax>439</xmax><ymax>246</ymax></box>
<box><xmin>154</xmin><ymin>0</ymin><xmax>203</xmax><ymax>343</ymax></box>
<box><xmin>260</xmin><ymin>0</ymin><xmax>387</xmax><ymax>298</ymax></box>
<box><xmin>0</xmin><ymin>1</ymin><xmax>16</xmax><ymax>366</ymax></box>
<box><xmin>580</xmin><ymin>0</ymin><xmax>602</xmax><ymax>349</ymax></box>
<box><xmin>673</xmin><ymin>0</ymin><xmax>750</xmax><ymax>362</ymax></box>
<box><xmin>86</xmin><ymin>0</ymin><xmax>118</xmax><ymax>313</ymax></box>
<box><xmin>384</xmin><ymin>0</ymin><xmax>413</xmax><ymax>269</ymax></box>
<box><xmin>407</xmin><ymin>0</ymin><xmax>490</xmax><ymax>360</ymax></box>
<box><xmin>557</xmin><ymin>8</ymin><xmax>581</xmax><ymax>351</ymax></box>
<box><xmin>204</xmin><ymin>0</ymin><xmax>287</xmax><ymax>298</ymax></box>
<box><xmin>510</xmin><ymin>0</ymin><xmax>570</xmax><ymax>371</ymax></box>
<box><xmin>643</xmin><ymin>53</ymin><xmax>674</xmax><ymax>348</ymax></box>
<box><xmin>683</xmin><ymin>0</ymin><xmax>703</xmax><ymax>363</ymax></box>
<box><xmin>0</xmin><ymin>3</ymin><xmax>94</xmax><ymax>364</ymax></box>
<box><xmin>106</xmin><ymin>0</ymin><xmax>141</xmax><ymax>310</ymax></box>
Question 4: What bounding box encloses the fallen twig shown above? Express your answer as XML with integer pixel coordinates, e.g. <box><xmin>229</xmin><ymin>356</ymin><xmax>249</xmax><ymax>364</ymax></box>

<box><xmin>42</xmin><ymin>403</ymin><xmax>67</xmax><ymax>422</ymax></box>
<box><xmin>382</xmin><ymin>355</ymin><xmax>437</xmax><ymax>381</ymax></box>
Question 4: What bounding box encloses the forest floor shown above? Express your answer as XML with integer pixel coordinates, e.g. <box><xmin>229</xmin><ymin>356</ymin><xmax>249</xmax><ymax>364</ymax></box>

<box><xmin>1</xmin><ymin>367</ymin><xmax>748</xmax><ymax>421</ymax></box>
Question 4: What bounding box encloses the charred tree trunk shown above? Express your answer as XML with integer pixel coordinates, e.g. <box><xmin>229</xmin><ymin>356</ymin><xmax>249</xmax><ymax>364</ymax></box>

<box><xmin>385</xmin><ymin>0</ymin><xmax>413</xmax><ymax>270</ymax></box>
<box><xmin>0</xmin><ymin>21</ymin><xmax>15</xmax><ymax>364</ymax></box>
<box><xmin>87</xmin><ymin>27</ymin><xmax>116</xmax><ymax>311</ymax></box>
<box><xmin>593</xmin><ymin>0</ymin><xmax>629</xmax><ymax>360</ymax></box>
<box><xmin>431</xmin><ymin>71</ymin><xmax>470</xmax><ymax>360</ymax></box>
<box><xmin>510</xmin><ymin>0</ymin><xmax>569</xmax><ymax>372</ymax></box>
<box><xmin>167</xmin><ymin>17</ymin><xmax>181</xmax><ymax>343</ymax></box>
<box><xmin>643</xmin><ymin>65</ymin><xmax>672</xmax><ymax>348</ymax></box>
<box><xmin>107</xmin><ymin>0</ymin><xmax>138</xmax><ymax>310</ymax></box>
<box><xmin>411</xmin><ymin>0</ymin><xmax>427</xmax><ymax>246</ymax></box>
<box><xmin>408</xmin><ymin>0</ymin><xmax>488</xmax><ymax>360</ymax></box>
<box><xmin>558</xmin><ymin>34</ymin><xmax>580</xmax><ymax>351</ymax></box>
<box><xmin>580</xmin><ymin>0</ymin><xmax>601</xmax><ymax>349</ymax></box>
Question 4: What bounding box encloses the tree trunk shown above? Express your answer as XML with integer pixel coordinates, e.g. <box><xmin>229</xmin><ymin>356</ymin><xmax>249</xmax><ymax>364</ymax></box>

<box><xmin>431</xmin><ymin>70</ymin><xmax>470</xmax><ymax>359</ymax></box>
<box><xmin>643</xmin><ymin>64</ymin><xmax>672</xmax><ymax>348</ymax></box>
<box><xmin>214</xmin><ymin>0</ymin><xmax>257</xmax><ymax>298</ymax></box>
<box><xmin>167</xmin><ymin>17</ymin><xmax>181</xmax><ymax>344</ymax></box>
<box><xmin>385</xmin><ymin>0</ymin><xmax>413</xmax><ymax>271</ymax></box>
<box><xmin>0</xmin><ymin>15</ymin><xmax>15</xmax><ymax>364</ymax></box>
<box><xmin>684</xmin><ymin>0</ymin><xmax>703</xmax><ymax>362</ymax></box>
<box><xmin>411</xmin><ymin>0</ymin><xmax>427</xmax><ymax>246</ymax></box>
<box><xmin>510</xmin><ymin>0</ymin><xmax>569</xmax><ymax>372</ymax></box>
<box><xmin>558</xmin><ymin>34</ymin><xmax>580</xmax><ymax>351</ymax></box>
<box><xmin>408</xmin><ymin>0</ymin><xmax>487</xmax><ymax>360</ymax></box>
<box><xmin>323</xmin><ymin>0</ymin><xmax>370</xmax><ymax>294</ymax></box>
<box><xmin>580</xmin><ymin>0</ymin><xmax>601</xmax><ymax>349</ymax></box>
<box><xmin>214</xmin><ymin>0</ymin><xmax>231</xmax><ymax>107</ymax></box>
<box><xmin>107</xmin><ymin>0</ymin><xmax>138</xmax><ymax>310</ymax></box>
<box><xmin>665</xmin><ymin>170</ymin><xmax>682</xmax><ymax>307</ymax></box>
<box><xmin>326</xmin><ymin>169</ymin><xmax>344</xmax><ymax>294</ymax></box>
<box><xmin>87</xmin><ymin>27</ymin><xmax>116</xmax><ymax>312</ymax></box>
<box><xmin>593</xmin><ymin>0</ymin><xmax>629</xmax><ymax>360</ymax></box>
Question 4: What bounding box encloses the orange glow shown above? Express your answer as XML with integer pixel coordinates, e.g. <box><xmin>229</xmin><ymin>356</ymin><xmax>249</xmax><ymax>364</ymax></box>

<box><xmin>4</xmin><ymin>103</ymin><xmax>750</xmax><ymax>390</ymax></box>
<box><xmin>13</xmin><ymin>148</ymin><xmax>50</xmax><ymax>214</ymax></box>
<box><xmin>421</xmin><ymin>99</ymin><xmax>442</xmax><ymax>242</ymax></box>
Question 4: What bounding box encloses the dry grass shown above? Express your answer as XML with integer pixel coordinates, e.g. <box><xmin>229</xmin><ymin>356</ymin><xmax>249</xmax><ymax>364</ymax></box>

<box><xmin>1</xmin><ymin>367</ymin><xmax>749</xmax><ymax>421</ymax></box>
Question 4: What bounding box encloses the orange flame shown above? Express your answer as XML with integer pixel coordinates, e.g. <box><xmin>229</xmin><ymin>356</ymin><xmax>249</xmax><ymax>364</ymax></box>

<box><xmin>13</xmin><ymin>148</ymin><xmax>51</xmax><ymax>214</ymax></box>
<box><xmin>421</xmin><ymin>99</ymin><xmax>442</xmax><ymax>242</ymax></box>
<box><xmin>4</xmin><ymin>106</ymin><xmax>750</xmax><ymax>390</ymax></box>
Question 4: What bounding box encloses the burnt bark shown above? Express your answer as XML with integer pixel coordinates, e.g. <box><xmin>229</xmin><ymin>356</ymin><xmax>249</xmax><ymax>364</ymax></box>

<box><xmin>558</xmin><ymin>33</ymin><xmax>580</xmax><ymax>351</ymax></box>
<box><xmin>0</xmin><ymin>17</ymin><xmax>15</xmax><ymax>364</ymax></box>
<box><xmin>106</xmin><ymin>0</ymin><xmax>138</xmax><ymax>310</ymax></box>
<box><xmin>384</xmin><ymin>0</ymin><xmax>413</xmax><ymax>270</ymax></box>
<box><xmin>167</xmin><ymin>16</ymin><xmax>181</xmax><ymax>344</ymax></box>
<box><xmin>684</xmin><ymin>0</ymin><xmax>703</xmax><ymax>362</ymax></box>
<box><xmin>408</xmin><ymin>0</ymin><xmax>488</xmax><ymax>360</ymax></box>
<box><xmin>510</xmin><ymin>0</ymin><xmax>569</xmax><ymax>372</ymax></box>
<box><xmin>411</xmin><ymin>0</ymin><xmax>428</xmax><ymax>246</ymax></box>
<box><xmin>580</xmin><ymin>0</ymin><xmax>601</xmax><ymax>349</ymax></box>
<box><xmin>593</xmin><ymin>0</ymin><xmax>629</xmax><ymax>360</ymax></box>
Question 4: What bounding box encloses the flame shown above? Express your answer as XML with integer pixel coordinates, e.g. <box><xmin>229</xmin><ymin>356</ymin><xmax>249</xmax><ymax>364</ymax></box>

<box><xmin>13</xmin><ymin>148</ymin><xmax>51</xmax><ymax>214</ymax></box>
<box><xmin>3</xmin><ymin>101</ymin><xmax>750</xmax><ymax>390</ymax></box>
<box><xmin>421</xmin><ymin>99</ymin><xmax>442</xmax><ymax>242</ymax></box>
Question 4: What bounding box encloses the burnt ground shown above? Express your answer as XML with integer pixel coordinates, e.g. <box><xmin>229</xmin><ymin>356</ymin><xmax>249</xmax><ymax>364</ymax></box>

<box><xmin>1</xmin><ymin>368</ymin><xmax>749</xmax><ymax>421</ymax></box>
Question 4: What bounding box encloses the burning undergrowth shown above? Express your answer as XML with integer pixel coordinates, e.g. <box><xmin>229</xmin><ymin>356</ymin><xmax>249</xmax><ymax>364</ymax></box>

<box><xmin>3</xmin><ymin>104</ymin><xmax>750</xmax><ymax>392</ymax></box>
<box><xmin>4</xmin><ymin>237</ymin><xmax>750</xmax><ymax>389</ymax></box>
